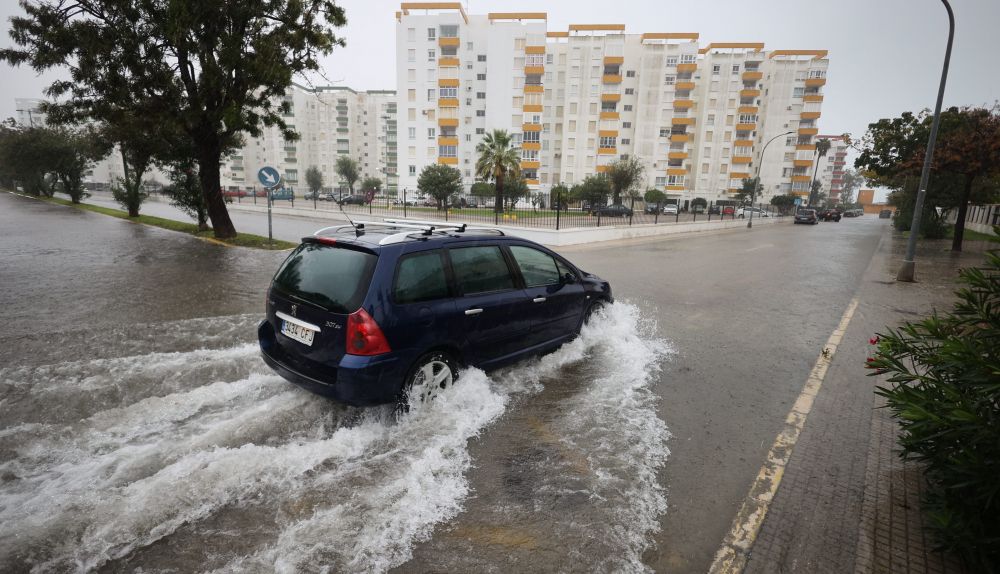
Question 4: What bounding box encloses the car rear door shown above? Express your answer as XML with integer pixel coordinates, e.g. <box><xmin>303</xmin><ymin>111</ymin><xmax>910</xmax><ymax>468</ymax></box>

<box><xmin>507</xmin><ymin>244</ymin><xmax>587</xmax><ymax>347</ymax></box>
<box><xmin>445</xmin><ymin>243</ymin><xmax>532</xmax><ymax>365</ymax></box>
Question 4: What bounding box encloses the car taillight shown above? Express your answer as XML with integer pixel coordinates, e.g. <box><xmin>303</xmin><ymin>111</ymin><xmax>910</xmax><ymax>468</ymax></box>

<box><xmin>346</xmin><ymin>308</ymin><xmax>391</xmax><ymax>356</ymax></box>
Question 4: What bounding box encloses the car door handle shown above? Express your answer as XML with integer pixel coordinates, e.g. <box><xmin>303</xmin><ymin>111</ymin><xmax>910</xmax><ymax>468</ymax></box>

<box><xmin>533</xmin><ymin>297</ymin><xmax>546</xmax><ymax>303</ymax></box>
<box><xmin>465</xmin><ymin>308</ymin><xmax>483</xmax><ymax>315</ymax></box>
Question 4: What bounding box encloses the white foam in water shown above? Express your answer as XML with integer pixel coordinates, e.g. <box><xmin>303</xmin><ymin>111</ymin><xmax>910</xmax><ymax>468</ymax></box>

<box><xmin>0</xmin><ymin>306</ymin><xmax>671</xmax><ymax>573</ymax></box>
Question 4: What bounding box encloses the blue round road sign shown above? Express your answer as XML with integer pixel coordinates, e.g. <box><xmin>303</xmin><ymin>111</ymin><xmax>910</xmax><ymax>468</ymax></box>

<box><xmin>258</xmin><ymin>166</ymin><xmax>281</xmax><ymax>188</ymax></box>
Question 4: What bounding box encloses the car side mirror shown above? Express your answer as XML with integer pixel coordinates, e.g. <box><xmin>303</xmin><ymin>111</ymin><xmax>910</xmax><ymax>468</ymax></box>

<box><xmin>561</xmin><ymin>272</ymin><xmax>577</xmax><ymax>285</ymax></box>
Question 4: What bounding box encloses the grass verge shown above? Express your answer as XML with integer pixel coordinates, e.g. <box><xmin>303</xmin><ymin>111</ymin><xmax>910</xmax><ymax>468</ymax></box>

<box><xmin>43</xmin><ymin>195</ymin><xmax>296</xmax><ymax>250</ymax></box>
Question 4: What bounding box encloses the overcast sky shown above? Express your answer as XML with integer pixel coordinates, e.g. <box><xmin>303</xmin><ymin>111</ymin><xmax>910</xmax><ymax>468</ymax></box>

<box><xmin>3</xmin><ymin>0</ymin><xmax>998</xmax><ymax>173</ymax></box>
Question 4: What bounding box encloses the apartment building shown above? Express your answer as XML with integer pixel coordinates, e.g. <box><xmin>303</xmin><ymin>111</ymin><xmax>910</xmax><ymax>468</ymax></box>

<box><xmin>815</xmin><ymin>135</ymin><xmax>849</xmax><ymax>205</ymax></box>
<box><xmin>222</xmin><ymin>85</ymin><xmax>398</xmax><ymax>194</ymax></box>
<box><xmin>395</xmin><ymin>3</ymin><xmax>829</xmax><ymax>206</ymax></box>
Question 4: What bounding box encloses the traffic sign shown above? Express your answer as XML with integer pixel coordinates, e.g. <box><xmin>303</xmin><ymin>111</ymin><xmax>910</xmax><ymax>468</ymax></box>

<box><xmin>258</xmin><ymin>166</ymin><xmax>281</xmax><ymax>188</ymax></box>
<box><xmin>794</xmin><ymin>198</ymin><xmax>803</xmax><ymax>206</ymax></box>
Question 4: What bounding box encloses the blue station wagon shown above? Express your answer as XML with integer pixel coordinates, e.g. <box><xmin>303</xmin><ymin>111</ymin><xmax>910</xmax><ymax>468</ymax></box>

<box><xmin>258</xmin><ymin>220</ymin><xmax>613</xmax><ymax>407</ymax></box>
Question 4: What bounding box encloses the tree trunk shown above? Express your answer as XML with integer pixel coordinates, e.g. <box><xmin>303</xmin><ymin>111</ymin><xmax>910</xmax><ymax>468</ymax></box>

<box><xmin>951</xmin><ymin>175</ymin><xmax>975</xmax><ymax>252</ymax></box>
<box><xmin>197</xmin><ymin>141</ymin><xmax>237</xmax><ymax>239</ymax></box>
<box><xmin>495</xmin><ymin>173</ymin><xmax>504</xmax><ymax>214</ymax></box>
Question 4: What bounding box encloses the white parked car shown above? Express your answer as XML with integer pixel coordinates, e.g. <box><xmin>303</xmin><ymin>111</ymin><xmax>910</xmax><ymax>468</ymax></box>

<box><xmin>736</xmin><ymin>207</ymin><xmax>769</xmax><ymax>218</ymax></box>
<box><xmin>663</xmin><ymin>204</ymin><xmax>679</xmax><ymax>215</ymax></box>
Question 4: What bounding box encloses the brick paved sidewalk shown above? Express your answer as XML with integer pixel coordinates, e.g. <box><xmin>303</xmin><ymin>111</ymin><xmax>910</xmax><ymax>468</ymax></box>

<box><xmin>740</xmin><ymin>230</ymin><xmax>989</xmax><ymax>574</ymax></box>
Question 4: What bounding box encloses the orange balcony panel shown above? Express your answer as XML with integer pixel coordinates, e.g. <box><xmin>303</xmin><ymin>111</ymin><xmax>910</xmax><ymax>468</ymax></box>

<box><xmin>730</xmin><ymin>172</ymin><xmax>750</xmax><ymax>179</ymax></box>
<box><xmin>791</xmin><ymin>175</ymin><xmax>812</xmax><ymax>182</ymax></box>
<box><xmin>523</xmin><ymin>85</ymin><xmax>544</xmax><ymax>93</ymax></box>
<box><xmin>673</xmin><ymin>99</ymin><xmax>694</xmax><ymax>109</ymax></box>
<box><xmin>668</xmin><ymin>152</ymin><xmax>688</xmax><ymax>160</ymax></box>
<box><xmin>520</xmin><ymin>161</ymin><xmax>540</xmax><ymax>170</ymax></box>
<box><xmin>740</xmin><ymin>89</ymin><xmax>761</xmax><ymax>98</ymax></box>
<box><xmin>438</xmin><ymin>57</ymin><xmax>460</xmax><ymax>67</ymax></box>
<box><xmin>438</xmin><ymin>37</ymin><xmax>460</xmax><ymax>48</ymax></box>
<box><xmin>525</xmin><ymin>45</ymin><xmax>546</xmax><ymax>54</ymax></box>
<box><xmin>801</xmin><ymin>111</ymin><xmax>821</xmax><ymax>120</ymax></box>
<box><xmin>598</xmin><ymin>147</ymin><xmax>617</xmax><ymax>155</ymax></box>
<box><xmin>667</xmin><ymin>168</ymin><xmax>687</xmax><ymax>176</ymax></box>
<box><xmin>525</xmin><ymin>65</ymin><xmax>545</xmax><ymax>75</ymax></box>
<box><xmin>743</xmin><ymin>71</ymin><xmax>763</xmax><ymax>81</ymax></box>
<box><xmin>796</xmin><ymin>144</ymin><xmax>816</xmax><ymax>151</ymax></box>
<box><xmin>805</xmin><ymin>78</ymin><xmax>827</xmax><ymax>87</ymax></box>
<box><xmin>794</xmin><ymin>159</ymin><xmax>813</xmax><ymax>167</ymax></box>
<box><xmin>601</xmin><ymin>93</ymin><xmax>621</xmax><ymax>102</ymax></box>
<box><xmin>438</xmin><ymin>78</ymin><xmax>459</xmax><ymax>87</ymax></box>
<box><xmin>599</xmin><ymin>111</ymin><xmax>620</xmax><ymax>120</ymax></box>
<box><xmin>735</xmin><ymin>123</ymin><xmax>756</xmax><ymax>131</ymax></box>
<box><xmin>672</xmin><ymin>117</ymin><xmax>695</xmax><ymax>125</ymax></box>
<box><xmin>677</xmin><ymin>63</ymin><xmax>697</xmax><ymax>73</ymax></box>
<box><xmin>438</xmin><ymin>98</ymin><xmax>459</xmax><ymax>108</ymax></box>
<box><xmin>437</xmin><ymin>136</ymin><xmax>458</xmax><ymax>146</ymax></box>
<box><xmin>603</xmin><ymin>56</ymin><xmax>624</xmax><ymax>65</ymax></box>
<box><xmin>798</xmin><ymin>127</ymin><xmax>819</xmax><ymax>135</ymax></box>
<box><xmin>676</xmin><ymin>81</ymin><xmax>696</xmax><ymax>91</ymax></box>
<box><xmin>738</xmin><ymin>106</ymin><xmax>758</xmax><ymax>114</ymax></box>
<box><xmin>438</xmin><ymin>118</ymin><xmax>459</xmax><ymax>127</ymax></box>
<box><xmin>522</xmin><ymin>142</ymin><xmax>541</xmax><ymax>151</ymax></box>
<box><xmin>734</xmin><ymin>139</ymin><xmax>754</xmax><ymax>147</ymax></box>
<box><xmin>803</xmin><ymin>94</ymin><xmax>824</xmax><ymax>102</ymax></box>
<box><xmin>525</xmin><ymin>179</ymin><xmax>540</xmax><ymax>185</ymax></box>
<box><xmin>523</xmin><ymin>104</ymin><xmax>543</xmax><ymax>112</ymax></box>
<box><xmin>522</xmin><ymin>123</ymin><xmax>542</xmax><ymax>132</ymax></box>
<box><xmin>602</xmin><ymin>74</ymin><xmax>623</xmax><ymax>84</ymax></box>
<box><xmin>596</xmin><ymin>165</ymin><xmax>610</xmax><ymax>173</ymax></box>
<box><xmin>665</xmin><ymin>185</ymin><xmax>686</xmax><ymax>191</ymax></box>
<box><xmin>598</xmin><ymin>130</ymin><xmax>618</xmax><ymax>137</ymax></box>
<box><xmin>790</xmin><ymin>191</ymin><xmax>810</xmax><ymax>197</ymax></box>
<box><xmin>670</xmin><ymin>134</ymin><xmax>691</xmax><ymax>143</ymax></box>
<box><xmin>437</xmin><ymin>156</ymin><xmax>459</xmax><ymax>165</ymax></box>
<box><xmin>733</xmin><ymin>156</ymin><xmax>752</xmax><ymax>164</ymax></box>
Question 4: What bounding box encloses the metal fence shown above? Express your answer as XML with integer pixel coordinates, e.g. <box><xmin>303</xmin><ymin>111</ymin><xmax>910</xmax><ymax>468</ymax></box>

<box><xmin>234</xmin><ymin>191</ymin><xmax>786</xmax><ymax>230</ymax></box>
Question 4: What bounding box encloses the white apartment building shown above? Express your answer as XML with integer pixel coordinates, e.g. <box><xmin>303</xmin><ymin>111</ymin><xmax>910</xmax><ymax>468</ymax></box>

<box><xmin>815</xmin><ymin>134</ymin><xmax>849</xmax><ymax>205</ymax></box>
<box><xmin>395</xmin><ymin>4</ymin><xmax>830</xmax><ymax>207</ymax></box>
<box><xmin>14</xmin><ymin>98</ymin><xmax>48</xmax><ymax>127</ymax></box>
<box><xmin>222</xmin><ymin>84</ymin><xmax>398</xmax><ymax>194</ymax></box>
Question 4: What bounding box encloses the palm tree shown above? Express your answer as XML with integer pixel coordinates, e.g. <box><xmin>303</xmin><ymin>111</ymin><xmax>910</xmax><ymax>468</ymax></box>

<box><xmin>809</xmin><ymin>137</ymin><xmax>831</xmax><ymax>206</ymax></box>
<box><xmin>475</xmin><ymin>129</ymin><xmax>521</xmax><ymax>216</ymax></box>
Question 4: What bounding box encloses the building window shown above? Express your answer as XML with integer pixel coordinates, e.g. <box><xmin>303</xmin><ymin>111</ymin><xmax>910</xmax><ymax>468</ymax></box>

<box><xmin>439</xmin><ymin>87</ymin><xmax>457</xmax><ymax>98</ymax></box>
<box><xmin>659</xmin><ymin>128</ymin><xmax>670</xmax><ymax>137</ymax></box>
<box><xmin>599</xmin><ymin>136</ymin><xmax>617</xmax><ymax>148</ymax></box>
<box><xmin>439</xmin><ymin>145</ymin><xmax>457</xmax><ymax>157</ymax></box>
<box><xmin>427</xmin><ymin>27</ymin><xmax>436</xmax><ymax>40</ymax></box>
<box><xmin>664</xmin><ymin>74</ymin><xmax>675</xmax><ymax>85</ymax></box>
<box><xmin>732</xmin><ymin>64</ymin><xmax>740</xmax><ymax>74</ymax></box>
<box><xmin>428</xmin><ymin>49</ymin><xmax>435</xmax><ymax>61</ymax></box>
<box><xmin>681</xmin><ymin>54</ymin><xmax>696</xmax><ymax>63</ymax></box>
<box><xmin>793</xmin><ymin>87</ymin><xmax>805</xmax><ymax>98</ymax></box>
<box><xmin>665</xmin><ymin>56</ymin><xmax>677</xmax><ymax>66</ymax></box>
<box><xmin>428</xmin><ymin>127</ymin><xmax>435</xmax><ymax>139</ymax></box>
<box><xmin>712</xmin><ymin>64</ymin><xmax>720</xmax><ymax>74</ymax></box>
<box><xmin>655</xmin><ymin>176</ymin><xmax>666</xmax><ymax>186</ymax></box>
<box><xmin>546</xmin><ymin>53</ymin><xmax>554</xmax><ymax>64</ymax></box>
<box><xmin>476</xmin><ymin>127</ymin><xmax>485</xmax><ymax>134</ymax></box>
<box><xmin>624</xmin><ymin>105</ymin><xmax>633</xmax><ymax>112</ymax></box>
<box><xmin>476</xmin><ymin>92</ymin><xmax>486</xmax><ymax>99</ymax></box>
<box><xmin>477</xmin><ymin>54</ymin><xmax>487</xmax><ymax>62</ymax></box>
<box><xmin>408</xmin><ymin>69</ymin><xmax>416</xmax><ymax>82</ymax></box>
<box><xmin>408</xmin><ymin>49</ymin><xmax>415</xmax><ymax>63</ymax></box>
<box><xmin>409</xmin><ymin>165</ymin><xmax>416</xmax><ymax>175</ymax></box>
<box><xmin>625</xmin><ymin>88</ymin><xmax>634</xmax><ymax>95</ymax></box>
<box><xmin>427</xmin><ymin>88</ymin><xmax>435</xmax><ymax>101</ymax></box>
<box><xmin>476</xmin><ymin>109</ymin><xmax>485</xmax><ymax>117</ymax></box>
<box><xmin>626</xmin><ymin>70</ymin><xmax>636</xmax><ymax>78</ymax></box>
<box><xmin>407</xmin><ymin>89</ymin><xmax>415</xmax><ymax>102</ymax></box>
<box><xmin>408</xmin><ymin>127</ymin><xmax>416</xmax><ymax>140</ymax></box>
<box><xmin>623</xmin><ymin>121</ymin><xmax>632</xmax><ymax>128</ymax></box>
<box><xmin>407</xmin><ymin>28</ymin><xmax>415</xmax><ymax>42</ymax></box>
<box><xmin>621</xmin><ymin>138</ymin><xmax>631</xmax><ymax>145</ymax></box>
<box><xmin>477</xmin><ymin>73</ymin><xmax>486</xmax><ymax>81</ymax></box>
<box><xmin>707</xmin><ymin>114</ymin><xmax>715</xmax><ymax>125</ymax></box>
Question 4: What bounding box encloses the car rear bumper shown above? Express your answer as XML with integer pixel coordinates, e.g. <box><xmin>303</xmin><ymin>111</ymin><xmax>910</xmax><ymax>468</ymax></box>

<box><xmin>258</xmin><ymin>320</ymin><xmax>408</xmax><ymax>406</ymax></box>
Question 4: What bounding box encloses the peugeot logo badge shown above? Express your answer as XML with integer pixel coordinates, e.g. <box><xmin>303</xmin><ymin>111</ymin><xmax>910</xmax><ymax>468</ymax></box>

<box><xmin>290</xmin><ymin>304</ymin><xmax>297</xmax><ymax>317</ymax></box>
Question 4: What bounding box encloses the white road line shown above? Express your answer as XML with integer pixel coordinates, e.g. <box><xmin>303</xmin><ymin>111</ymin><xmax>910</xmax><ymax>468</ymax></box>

<box><xmin>708</xmin><ymin>297</ymin><xmax>860</xmax><ymax>574</ymax></box>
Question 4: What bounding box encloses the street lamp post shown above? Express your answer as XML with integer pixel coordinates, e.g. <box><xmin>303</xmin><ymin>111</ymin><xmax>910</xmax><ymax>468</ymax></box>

<box><xmin>898</xmin><ymin>0</ymin><xmax>954</xmax><ymax>282</ymax></box>
<box><xmin>749</xmin><ymin>130</ymin><xmax>795</xmax><ymax>228</ymax></box>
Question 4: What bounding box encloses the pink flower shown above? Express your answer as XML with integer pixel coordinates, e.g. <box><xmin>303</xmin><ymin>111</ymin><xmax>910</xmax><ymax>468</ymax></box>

<box><xmin>869</xmin><ymin>337</ymin><xmax>879</xmax><ymax>345</ymax></box>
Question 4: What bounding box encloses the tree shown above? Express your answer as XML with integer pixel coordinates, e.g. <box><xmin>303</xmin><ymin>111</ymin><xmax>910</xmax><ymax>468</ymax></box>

<box><xmin>361</xmin><ymin>176</ymin><xmax>382</xmax><ymax>194</ymax></box>
<box><xmin>101</xmin><ymin>113</ymin><xmax>172</xmax><ymax>217</ymax></box>
<box><xmin>855</xmin><ymin>106</ymin><xmax>1000</xmax><ymax>249</ymax></box>
<box><xmin>550</xmin><ymin>183</ymin><xmax>570</xmax><ymax>209</ymax></box>
<box><xmin>335</xmin><ymin>156</ymin><xmax>359</xmax><ymax>199</ymax></box>
<box><xmin>166</xmin><ymin>159</ymin><xmax>208</xmax><ymax>231</ymax></box>
<box><xmin>770</xmin><ymin>194</ymin><xmax>797</xmax><ymax>215</ymax></box>
<box><xmin>502</xmin><ymin>177</ymin><xmax>530</xmax><ymax>210</ymax></box>
<box><xmin>809</xmin><ymin>137</ymin><xmax>832</xmax><ymax>206</ymax></box>
<box><xmin>417</xmin><ymin>164</ymin><xmax>462</xmax><ymax>210</ymax></box>
<box><xmin>1</xmin><ymin>1</ymin><xmax>347</xmax><ymax>238</ymax></box>
<box><xmin>810</xmin><ymin>180</ymin><xmax>826</xmax><ymax>207</ymax></box>
<box><xmin>606</xmin><ymin>156</ymin><xmax>645</xmax><ymax>204</ymax></box>
<box><xmin>470</xmin><ymin>182</ymin><xmax>495</xmax><ymax>198</ymax></box>
<box><xmin>839</xmin><ymin>168</ymin><xmax>863</xmax><ymax>205</ymax></box>
<box><xmin>0</xmin><ymin>125</ymin><xmax>66</xmax><ymax>197</ymax></box>
<box><xmin>51</xmin><ymin>126</ymin><xmax>109</xmax><ymax>204</ymax></box>
<box><xmin>691</xmin><ymin>197</ymin><xmax>708</xmax><ymax>210</ymax></box>
<box><xmin>305</xmin><ymin>166</ymin><xmax>324</xmax><ymax>199</ymax></box>
<box><xmin>644</xmin><ymin>188</ymin><xmax>667</xmax><ymax>206</ymax></box>
<box><xmin>735</xmin><ymin>177</ymin><xmax>763</xmax><ymax>205</ymax></box>
<box><xmin>571</xmin><ymin>174</ymin><xmax>611</xmax><ymax>207</ymax></box>
<box><xmin>475</xmin><ymin>130</ymin><xmax>521</xmax><ymax>214</ymax></box>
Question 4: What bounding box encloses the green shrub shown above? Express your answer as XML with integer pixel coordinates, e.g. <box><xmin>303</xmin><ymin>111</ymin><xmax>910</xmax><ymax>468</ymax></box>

<box><xmin>867</xmin><ymin>239</ymin><xmax>1000</xmax><ymax>571</ymax></box>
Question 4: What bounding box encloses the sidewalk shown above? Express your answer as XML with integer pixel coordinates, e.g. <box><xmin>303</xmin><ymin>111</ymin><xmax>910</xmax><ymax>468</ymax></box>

<box><xmin>740</xmin><ymin>229</ymin><xmax>992</xmax><ymax>573</ymax></box>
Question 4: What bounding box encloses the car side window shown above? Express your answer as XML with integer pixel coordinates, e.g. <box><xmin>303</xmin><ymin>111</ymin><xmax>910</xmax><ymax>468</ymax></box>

<box><xmin>555</xmin><ymin>258</ymin><xmax>575</xmax><ymax>280</ymax></box>
<box><xmin>509</xmin><ymin>246</ymin><xmax>560</xmax><ymax>287</ymax></box>
<box><xmin>393</xmin><ymin>250</ymin><xmax>450</xmax><ymax>304</ymax></box>
<box><xmin>449</xmin><ymin>246</ymin><xmax>515</xmax><ymax>294</ymax></box>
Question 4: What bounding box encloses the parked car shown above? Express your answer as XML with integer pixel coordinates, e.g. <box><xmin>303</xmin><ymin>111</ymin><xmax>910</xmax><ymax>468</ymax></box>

<box><xmin>270</xmin><ymin>188</ymin><xmax>294</xmax><ymax>201</ymax></box>
<box><xmin>692</xmin><ymin>204</ymin><xmax>706</xmax><ymax>214</ymax></box>
<box><xmin>794</xmin><ymin>209</ymin><xmax>819</xmax><ymax>225</ymax></box>
<box><xmin>258</xmin><ymin>223</ymin><xmax>613</xmax><ymax>406</ymax></box>
<box><xmin>663</xmin><ymin>204</ymin><xmax>679</xmax><ymax>215</ymax></box>
<box><xmin>736</xmin><ymin>207</ymin><xmax>769</xmax><ymax>219</ymax></box>
<box><xmin>592</xmin><ymin>204</ymin><xmax>634</xmax><ymax>217</ymax></box>
<box><xmin>819</xmin><ymin>209</ymin><xmax>842</xmax><ymax>222</ymax></box>
<box><xmin>420</xmin><ymin>198</ymin><xmax>438</xmax><ymax>207</ymax></box>
<box><xmin>643</xmin><ymin>203</ymin><xmax>662</xmax><ymax>215</ymax></box>
<box><xmin>842</xmin><ymin>209</ymin><xmax>863</xmax><ymax>218</ymax></box>
<box><xmin>708</xmin><ymin>205</ymin><xmax>721</xmax><ymax>215</ymax></box>
<box><xmin>303</xmin><ymin>191</ymin><xmax>322</xmax><ymax>201</ymax></box>
<box><xmin>339</xmin><ymin>194</ymin><xmax>367</xmax><ymax>206</ymax></box>
<box><xmin>466</xmin><ymin>199</ymin><xmax>480</xmax><ymax>208</ymax></box>
<box><xmin>722</xmin><ymin>206</ymin><xmax>736</xmax><ymax>216</ymax></box>
<box><xmin>878</xmin><ymin>209</ymin><xmax>892</xmax><ymax>219</ymax></box>
<box><xmin>222</xmin><ymin>189</ymin><xmax>247</xmax><ymax>198</ymax></box>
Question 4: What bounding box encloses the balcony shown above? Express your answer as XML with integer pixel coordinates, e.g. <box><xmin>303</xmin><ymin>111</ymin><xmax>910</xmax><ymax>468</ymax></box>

<box><xmin>437</xmin><ymin>136</ymin><xmax>458</xmax><ymax>146</ymax></box>
<box><xmin>520</xmin><ymin>160</ymin><xmax>540</xmax><ymax>169</ymax></box>
<box><xmin>791</xmin><ymin>175</ymin><xmax>812</xmax><ymax>183</ymax></box>
<box><xmin>734</xmin><ymin>139</ymin><xmax>754</xmax><ymax>147</ymax></box>
<box><xmin>598</xmin><ymin>129</ymin><xmax>619</xmax><ymax>137</ymax></box>
<box><xmin>522</xmin><ymin>103</ymin><xmax>543</xmax><ymax>113</ymax></box>
<box><xmin>666</xmin><ymin>168</ymin><xmax>687</xmax><ymax>176</ymax></box>
<box><xmin>735</xmin><ymin>123</ymin><xmax>756</xmax><ymax>131</ymax></box>
<box><xmin>794</xmin><ymin>159</ymin><xmax>813</xmax><ymax>167</ymax></box>
<box><xmin>733</xmin><ymin>156</ymin><xmax>752</xmax><ymax>164</ymax></box>
<box><xmin>803</xmin><ymin>94</ymin><xmax>824</xmax><ymax>103</ymax></box>
<box><xmin>523</xmin><ymin>84</ymin><xmax>543</xmax><ymax>93</ymax></box>
<box><xmin>438</xmin><ymin>57</ymin><xmax>459</xmax><ymax>67</ymax></box>
<box><xmin>602</xmin><ymin>74</ymin><xmax>623</xmax><ymax>84</ymax></box>
<box><xmin>598</xmin><ymin>147</ymin><xmax>617</xmax><ymax>155</ymax></box>
<box><xmin>437</xmin><ymin>98</ymin><xmax>459</xmax><ymax>108</ymax></box>
<box><xmin>524</xmin><ymin>65</ymin><xmax>545</xmax><ymax>75</ymax></box>
<box><xmin>738</xmin><ymin>106</ymin><xmax>758</xmax><ymax>114</ymax></box>
<box><xmin>603</xmin><ymin>56</ymin><xmax>624</xmax><ymax>65</ymax></box>
<box><xmin>676</xmin><ymin>81</ymin><xmax>696</xmax><ymax>91</ymax></box>
<box><xmin>798</xmin><ymin>127</ymin><xmax>819</xmax><ymax>135</ymax></box>
<box><xmin>672</xmin><ymin>117</ymin><xmax>695</xmax><ymax>125</ymax></box>
<box><xmin>742</xmin><ymin>71</ymin><xmax>763</xmax><ymax>81</ymax></box>
<box><xmin>670</xmin><ymin>133</ymin><xmax>691</xmax><ymax>143</ymax></box>
<box><xmin>522</xmin><ymin>123</ymin><xmax>541</xmax><ymax>132</ymax></box>
<box><xmin>599</xmin><ymin>111</ymin><xmax>620</xmax><ymax>120</ymax></box>
<box><xmin>438</xmin><ymin>78</ymin><xmax>459</xmax><ymax>87</ymax></box>
<box><xmin>805</xmin><ymin>77</ymin><xmax>826</xmax><ymax>87</ymax></box>
<box><xmin>668</xmin><ymin>151</ymin><xmax>688</xmax><ymax>160</ymax></box>
<box><xmin>437</xmin><ymin>156</ymin><xmax>458</xmax><ymax>165</ymax></box>
<box><xmin>677</xmin><ymin>63</ymin><xmax>697</xmax><ymax>73</ymax></box>
<box><xmin>438</xmin><ymin>37</ymin><xmax>460</xmax><ymax>48</ymax></box>
<box><xmin>601</xmin><ymin>93</ymin><xmax>621</xmax><ymax>102</ymax></box>
<box><xmin>796</xmin><ymin>144</ymin><xmax>816</xmax><ymax>151</ymax></box>
<box><xmin>740</xmin><ymin>89</ymin><xmax>761</xmax><ymax>99</ymax></box>
<box><xmin>596</xmin><ymin>165</ymin><xmax>609</xmax><ymax>173</ymax></box>
<box><xmin>521</xmin><ymin>141</ymin><xmax>541</xmax><ymax>151</ymax></box>
<box><xmin>673</xmin><ymin>99</ymin><xmax>694</xmax><ymax>109</ymax></box>
<box><xmin>801</xmin><ymin>111</ymin><xmax>822</xmax><ymax>120</ymax></box>
<box><xmin>438</xmin><ymin>117</ymin><xmax>459</xmax><ymax>127</ymax></box>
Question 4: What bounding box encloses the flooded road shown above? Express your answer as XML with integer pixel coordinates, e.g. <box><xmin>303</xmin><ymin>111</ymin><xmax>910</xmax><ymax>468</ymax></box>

<box><xmin>0</xmin><ymin>193</ymin><xmax>672</xmax><ymax>572</ymax></box>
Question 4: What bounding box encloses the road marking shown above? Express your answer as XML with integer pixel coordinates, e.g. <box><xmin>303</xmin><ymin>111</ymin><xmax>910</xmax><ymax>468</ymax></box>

<box><xmin>743</xmin><ymin>243</ymin><xmax>774</xmax><ymax>252</ymax></box>
<box><xmin>708</xmin><ymin>297</ymin><xmax>859</xmax><ymax>574</ymax></box>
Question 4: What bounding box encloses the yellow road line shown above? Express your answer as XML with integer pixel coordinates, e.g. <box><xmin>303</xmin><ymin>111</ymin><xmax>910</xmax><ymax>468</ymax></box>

<box><xmin>708</xmin><ymin>297</ymin><xmax>860</xmax><ymax>574</ymax></box>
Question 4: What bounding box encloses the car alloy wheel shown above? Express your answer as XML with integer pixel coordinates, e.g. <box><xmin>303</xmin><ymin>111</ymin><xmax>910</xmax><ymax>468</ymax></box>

<box><xmin>403</xmin><ymin>352</ymin><xmax>456</xmax><ymax>406</ymax></box>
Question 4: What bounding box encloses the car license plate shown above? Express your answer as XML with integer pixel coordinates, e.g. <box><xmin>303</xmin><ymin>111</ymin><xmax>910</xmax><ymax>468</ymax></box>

<box><xmin>281</xmin><ymin>320</ymin><xmax>316</xmax><ymax>346</ymax></box>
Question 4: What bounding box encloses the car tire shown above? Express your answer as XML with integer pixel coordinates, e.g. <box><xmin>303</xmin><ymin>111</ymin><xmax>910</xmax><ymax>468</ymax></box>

<box><xmin>399</xmin><ymin>351</ymin><xmax>458</xmax><ymax>409</ymax></box>
<box><xmin>583</xmin><ymin>299</ymin><xmax>608</xmax><ymax>328</ymax></box>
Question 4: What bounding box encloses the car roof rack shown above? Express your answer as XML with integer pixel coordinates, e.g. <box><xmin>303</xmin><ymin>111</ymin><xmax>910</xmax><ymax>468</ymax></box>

<box><xmin>313</xmin><ymin>219</ymin><xmax>505</xmax><ymax>246</ymax></box>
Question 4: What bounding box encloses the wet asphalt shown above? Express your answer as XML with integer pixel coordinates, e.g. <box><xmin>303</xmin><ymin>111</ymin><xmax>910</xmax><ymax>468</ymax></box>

<box><xmin>0</xmin><ymin>191</ymin><xmax>886</xmax><ymax>572</ymax></box>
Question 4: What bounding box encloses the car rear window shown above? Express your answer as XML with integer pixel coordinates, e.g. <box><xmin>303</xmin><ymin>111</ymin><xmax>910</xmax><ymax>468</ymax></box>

<box><xmin>394</xmin><ymin>250</ymin><xmax>450</xmax><ymax>304</ymax></box>
<box><xmin>449</xmin><ymin>246</ymin><xmax>515</xmax><ymax>295</ymax></box>
<box><xmin>271</xmin><ymin>244</ymin><xmax>376</xmax><ymax>313</ymax></box>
